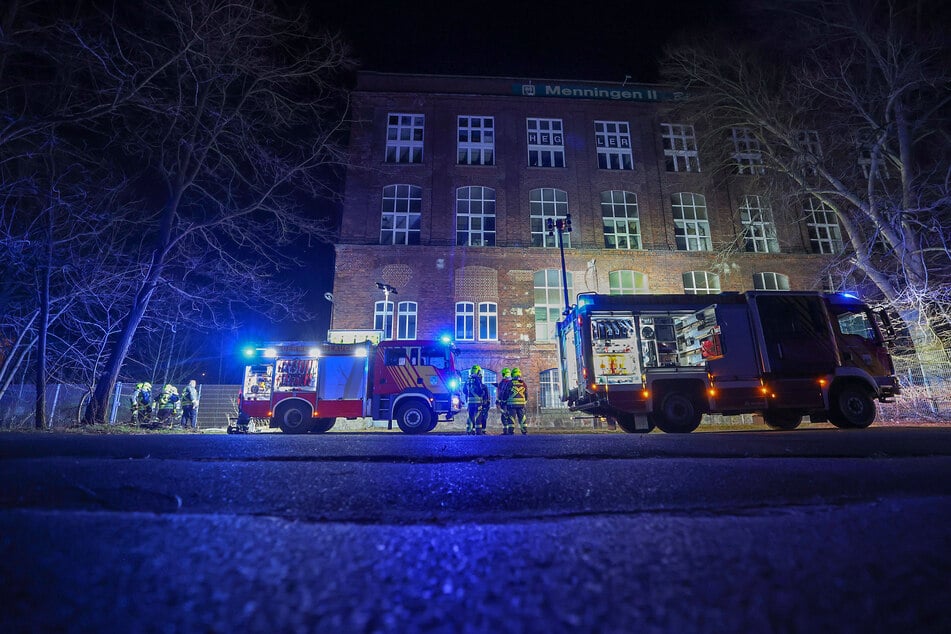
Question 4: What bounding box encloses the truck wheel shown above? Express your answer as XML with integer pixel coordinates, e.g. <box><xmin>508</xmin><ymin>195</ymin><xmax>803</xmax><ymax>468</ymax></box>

<box><xmin>829</xmin><ymin>385</ymin><xmax>876</xmax><ymax>429</ymax></box>
<box><xmin>651</xmin><ymin>393</ymin><xmax>702</xmax><ymax>434</ymax></box>
<box><xmin>275</xmin><ymin>402</ymin><xmax>315</xmax><ymax>434</ymax></box>
<box><xmin>395</xmin><ymin>401</ymin><xmax>432</xmax><ymax>434</ymax></box>
<box><xmin>615</xmin><ymin>415</ymin><xmax>652</xmax><ymax>433</ymax></box>
<box><xmin>763</xmin><ymin>410</ymin><xmax>803</xmax><ymax>430</ymax></box>
<box><xmin>311</xmin><ymin>418</ymin><xmax>335</xmax><ymax>434</ymax></box>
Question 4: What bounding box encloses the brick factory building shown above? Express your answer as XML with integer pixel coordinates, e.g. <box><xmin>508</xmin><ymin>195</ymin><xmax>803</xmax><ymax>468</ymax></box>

<box><xmin>330</xmin><ymin>72</ymin><xmax>840</xmax><ymax>421</ymax></box>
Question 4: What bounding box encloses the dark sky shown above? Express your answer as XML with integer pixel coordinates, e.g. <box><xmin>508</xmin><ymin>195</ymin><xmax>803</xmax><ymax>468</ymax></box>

<box><xmin>311</xmin><ymin>0</ymin><xmax>739</xmax><ymax>83</ymax></box>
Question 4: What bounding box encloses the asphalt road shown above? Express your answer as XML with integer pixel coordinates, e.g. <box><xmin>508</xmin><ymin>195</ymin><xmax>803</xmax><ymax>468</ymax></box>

<box><xmin>2</xmin><ymin>427</ymin><xmax>950</xmax><ymax>633</ymax></box>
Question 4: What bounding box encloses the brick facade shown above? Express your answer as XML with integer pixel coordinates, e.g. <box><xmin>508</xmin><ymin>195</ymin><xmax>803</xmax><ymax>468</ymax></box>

<box><xmin>332</xmin><ymin>72</ymin><xmax>835</xmax><ymax>413</ymax></box>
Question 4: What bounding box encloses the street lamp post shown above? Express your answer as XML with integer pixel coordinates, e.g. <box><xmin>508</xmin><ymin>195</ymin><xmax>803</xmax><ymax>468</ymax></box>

<box><xmin>376</xmin><ymin>282</ymin><xmax>398</xmax><ymax>340</ymax></box>
<box><xmin>546</xmin><ymin>214</ymin><xmax>573</xmax><ymax>315</ymax></box>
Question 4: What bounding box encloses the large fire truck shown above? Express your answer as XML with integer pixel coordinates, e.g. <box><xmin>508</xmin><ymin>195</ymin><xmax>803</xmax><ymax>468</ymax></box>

<box><xmin>235</xmin><ymin>336</ymin><xmax>463</xmax><ymax>434</ymax></box>
<box><xmin>557</xmin><ymin>291</ymin><xmax>900</xmax><ymax>433</ymax></box>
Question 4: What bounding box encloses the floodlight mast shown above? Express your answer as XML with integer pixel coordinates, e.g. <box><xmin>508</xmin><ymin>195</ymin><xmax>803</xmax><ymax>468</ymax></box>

<box><xmin>376</xmin><ymin>282</ymin><xmax>398</xmax><ymax>339</ymax></box>
<box><xmin>546</xmin><ymin>214</ymin><xmax>573</xmax><ymax>315</ymax></box>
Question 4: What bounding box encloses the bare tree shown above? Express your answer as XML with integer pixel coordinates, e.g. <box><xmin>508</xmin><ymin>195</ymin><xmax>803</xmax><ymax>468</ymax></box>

<box><xmin>661</xmin><ymin>0</ymin><xmax>951</xmax><ymax>349</ymax></box>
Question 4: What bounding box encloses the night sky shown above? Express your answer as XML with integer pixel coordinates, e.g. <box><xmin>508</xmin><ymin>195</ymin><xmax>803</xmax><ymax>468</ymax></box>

<box><xmin>249</xmin><ymin>0</ymin><xmax>740</xmax><ymax>362</ymax></box>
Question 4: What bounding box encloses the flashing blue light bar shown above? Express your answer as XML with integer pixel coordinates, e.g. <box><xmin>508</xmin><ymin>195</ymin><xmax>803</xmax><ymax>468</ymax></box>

<box><xmin>839</xmin><ymin>292</ymin><xmax>860</xmax><ymax>300</ymax></box>
<box><xmin>242</xmin><ymin>346</ymin><xmax>256</xmax><ymax>358</ymax></box>
<box><xmin>577</xmin><ymin>295</ymin><xmax>593</xmax><ymax>307</ymax></box>
<box><xmin>440</xmin><ymin>334</ymin><xmax>453</xmax><ymax>345</ymax></box>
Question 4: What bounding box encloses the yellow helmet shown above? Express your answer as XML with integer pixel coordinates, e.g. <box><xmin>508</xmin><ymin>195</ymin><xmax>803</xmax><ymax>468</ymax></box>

<box><xmin>471</xmin><ymin>364</ymin><xmax>482</xmax><ymax>376</ymax></box>
<box><xmin>512</xmin><ymin>368</ymin><xmax>522</xmax><ymax>378</ymax></box>
<box><xmin>501</xmin><ymin>368</ymin><xmax>511</xmax><ymax>378</ymax></box>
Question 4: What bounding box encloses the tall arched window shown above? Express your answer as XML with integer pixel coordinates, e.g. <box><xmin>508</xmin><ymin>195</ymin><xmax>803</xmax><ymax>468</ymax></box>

<box><xmin>534</xmin><ymin>269</ymin><xmax>573</xmax><ymax>341</ymax></box>
<box><xmin>608</xmin><ymin>270</ymin><xmax>649</xmax><ymax>295</ymax></box>
<box><xmin>682</xmin><ymin>271</ymin><xmax>720</xmax><ymax>295</ymax></box>
<box><xmin>455</xmin><ymin>186</ymin><xmax>496</xmax><ymax>246</ymax></box>
<box><xmin>381</xmin><ymin>184</ymin><xmax>421</xmax><ymax>245</ymax></box>
<box><xmin>530</xmin><ymin>188</ymin><xmax>571</xmax><ymax>248</ymax></box>
<box><xmin>396</xmin><ymin>301</ymin><xmax>417</xmax><ymax>339</ymax></box>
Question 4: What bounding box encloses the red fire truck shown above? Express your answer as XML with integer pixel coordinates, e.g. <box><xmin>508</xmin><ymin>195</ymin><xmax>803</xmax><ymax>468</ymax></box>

<box><xmin>234</xmin><ymin>338</ymin><xmax>463</xmax><ymax>434</ymax></box>
<box><xmin>557</xmin><ymin>291</ymin><xmax>901</xmax><ymax>433</ymax></box>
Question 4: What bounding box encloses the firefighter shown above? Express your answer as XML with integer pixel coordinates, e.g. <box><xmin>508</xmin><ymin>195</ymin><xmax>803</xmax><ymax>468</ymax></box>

<box><xmin>497</xmin><ymin>368</ymin><xmax>513</xmax><ymax>435</ymax></box>
<box><xmin>156</xmin><ymin>383</ymin><xmax>181</xmax><ymax>428</ymax></box>
<box><xmin>130</xmin><ymin>382</ymin><xmax>153</xmax><ymax>426</ymax></box>
<box><xmin>504</xmin><ymin>368</ymin><xmax>528</xmax><ymax>435</ymax></box>
<box><xmin>180</xmin><ymin>379</ymin><xmax>199</xmax><ymax>431</ymax></box>
<box><xmin>463</xmin><ymin>365</ymin><xmax>490</xmax><ymax>435</ymax></box>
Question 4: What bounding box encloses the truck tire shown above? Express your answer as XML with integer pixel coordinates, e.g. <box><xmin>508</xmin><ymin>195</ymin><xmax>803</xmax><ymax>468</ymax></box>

<box><xmin>651</xmin><ymin>393</ymin><xmax>702</xmax><ymax>434</ymax></box>
<box><xmin>829</xmin><ymin>384</ymin><xmax>876</xmax><ymax>429</ymax></box>
<box><xmin>395</xmin><ymin>400</ymin><xmax>432</xmax><ymax>434</ymax></box>
<box><xmin>763</xmin><ymin>410</ymin><xmax>803</xmax><ymax>430</ymax></box>
<box><xmin>311</xmin><ymin>418</ymin><xmax>335</xmax><ymax>434</ymax></box>
<box><xmin>615</xmin><ymin>414</ymin><xmax>653</xmax><ymax>434</ymax></box>
<box><xmin>274</xmin><ymin>402</ymin><xmax>315</xmax><ymax>434</ymax></box>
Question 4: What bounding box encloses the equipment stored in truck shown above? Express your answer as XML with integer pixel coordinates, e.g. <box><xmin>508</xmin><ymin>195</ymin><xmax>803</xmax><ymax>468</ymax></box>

<box><xmin>557</xmin><ymin>291</ymin><xmax>900</xmax><ymax>433</ymax></box>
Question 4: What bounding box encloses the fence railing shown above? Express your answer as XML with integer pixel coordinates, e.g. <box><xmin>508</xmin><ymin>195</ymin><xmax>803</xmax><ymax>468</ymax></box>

<box><xmin>0</xmin><ymin>383</ymin><xmax>241</xmax><ymax>430</ymax></box>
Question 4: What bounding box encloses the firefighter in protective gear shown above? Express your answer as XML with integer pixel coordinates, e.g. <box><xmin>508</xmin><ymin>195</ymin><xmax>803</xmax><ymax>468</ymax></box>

<box><xmin>463</xmin><ymin>365</ymin><xmax>490</xmax><ymax>435</ymax></box>
<box><xmin>156</xmin><ymin>384</ymin><xmax>181</xmax><ymax>428</ymax></box>
<box><xmin>130</xmin><ymin>382</ymin><xmax>153</xmax><ymax>426</ymax></box>
<box><xmin>497</xmin><ymin>368</ymin><xmax>513</xmax><ymax>434</ymax></box>
<box><xmin>500</xmin><ymin>367</ymin><xmax>528</xmax><ymax>435</ymax></box>
<box><xmin>180</xmin><ymin>379</ymin><xmax>199</xmax><ymax>431</ymax></box>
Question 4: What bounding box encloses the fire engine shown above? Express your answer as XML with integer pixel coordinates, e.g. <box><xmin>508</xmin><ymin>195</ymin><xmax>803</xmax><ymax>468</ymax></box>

<box><xmin>557</xmin><ymin>291</ymin><xmax>901</xmax><ymax>433</ymax></box>
<box><xmin>234</xmin><ymin>336</ymin><xmax>463</xmax><ymax>434</ymax></box>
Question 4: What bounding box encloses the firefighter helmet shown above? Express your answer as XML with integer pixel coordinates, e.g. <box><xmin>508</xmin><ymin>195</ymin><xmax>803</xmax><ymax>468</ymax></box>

<box><xmin>512</xmin><ymin>368</ymin><xmax>522</xmax><ymax>378</ymax></box>
<box><xmin>471</xmin><ymin>364</ymin><xmax>482</xmax><ymax>376</ymax></box>
<box><xmin>501</xmin><ymin>368</ymin><xmax>511</xmax><ymax>378</ymax></box>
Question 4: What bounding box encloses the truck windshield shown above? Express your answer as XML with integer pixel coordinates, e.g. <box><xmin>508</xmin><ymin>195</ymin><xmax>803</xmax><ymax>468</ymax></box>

<box><xmin>420</xmin><ymin>346</ymin><xmax>449</xmax><ymax>369</ymax></box>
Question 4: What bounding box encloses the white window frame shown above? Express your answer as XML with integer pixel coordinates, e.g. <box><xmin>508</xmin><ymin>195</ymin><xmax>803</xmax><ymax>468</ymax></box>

<box><xmin>457</xmin><ymin>116</ymin><xmax>495</xmax><ymax>166</ymax></box>
<box><xmin>858</xmin><ymin>144</ymin><xmax>891</xmax><ymax>180</ymax></box>
<box><xmin>478</xmin><ymin>302</ymin><xmax>498</xmax><ymax>341</ymax></box>
<box><xmin>608</xmin><ymin>270</ymin><xmax>649</xmax><ymax>295</ymax></box>
<box><xmin>396</xmin><ymin>301</ymin><xmax>417</xmax><ymax>340</ymax></box>
<box><xmin>455</xmin><ymin>186</ymin><xmax>496</xmax><ymax>246</ymax></box>
<box><xmin>600</xmin><ymin>190</ymin><xmax>641</xmax><ymax>249</ymax></box>
<box><xmin>682</xmin><ymin>271</ymin><xmax>721</xmax><ymax>295</ymax></box>
<box><xmin>661</xmin><ymin>123</ymin><xmax>700</xmax><ymax>172</ymax></box>
<box><xmin>539</xmin><ymin>368</ymin><xmax>566</xmax><ymax>409</ymax></box>
<box><xmin>594</xmin><ymin>121</ymin><xmax>633</xmax><ymax>170</ymax></box>
<box><xmin>374</xmin><ymin>301</ymin><xmax>394</xmax><ymax>340</ymax></box>
<box><xmin>455</xmin><ymin>302</ymin><xmax>474</xmax><ymax>341</ymax></box>
<box><xmin>805</xmin><ymin>198</ymin><xmax>843</xmax><ymax>254</ymax></box>
<box><xmin>385</xmin><ymin>113</ymin><xmax>424</xmax><ymax>164</ymax></box>
<box><xmin>797</xmin><ymin>130</ymin><xmax>822</xmax><ymax>176</ymax></box>
<box><xmin>753</xmin><ymin>272</ymin><xmax>791</xmax><ymax>291</ymax></box>
<box><xmin>731</xmin><ymin>126</ymin><xmax>765</xmax><ymax>174</ymax></box>
<box><xmin>534</xmin><ymin>269</ymin><xmax>573</xmax><ymax>341</ymax></box>
<box><xmin>740</xmin><ymin>195</ymin><xmax>779</xmax><ymax>253</ymax></box>
<box><xmin>671</xmin><ymin>192</ymin><xmax>711</xmax><ymax>251</ymax></box>
<box><xmin>381</xmin><ymin>184</ymin><xmax>421</xmax><ymax>245</ymax></box>
<box><xmin>530</xmin><ymin>188</ymin><xmax>571</xmax><ymax>248</ymax></box>
<box><xmin>527</xmin><ymin>118</ymin><xmax>565</xmax><ymax>167</ymax></box>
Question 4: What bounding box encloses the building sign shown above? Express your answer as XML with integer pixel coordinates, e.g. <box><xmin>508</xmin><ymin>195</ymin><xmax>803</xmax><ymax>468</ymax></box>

<box><xmin>513</xmin><ymin>82</ymin><xmax>684</xmax><ymax>102</ymax></box>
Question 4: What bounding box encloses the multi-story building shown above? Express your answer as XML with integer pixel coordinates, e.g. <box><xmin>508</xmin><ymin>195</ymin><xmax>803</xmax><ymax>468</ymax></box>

<box><xmin>330</xmin><ymin>72</ymin><xmax>839</xmax><ymax>420</ymax></box>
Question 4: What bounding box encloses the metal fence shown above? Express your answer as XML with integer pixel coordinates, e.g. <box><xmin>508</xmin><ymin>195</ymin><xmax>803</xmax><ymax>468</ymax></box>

<box><xmin>0</xmin><ymin>383</ymin><xmax>241</xmax><ymax>430</ymax></box>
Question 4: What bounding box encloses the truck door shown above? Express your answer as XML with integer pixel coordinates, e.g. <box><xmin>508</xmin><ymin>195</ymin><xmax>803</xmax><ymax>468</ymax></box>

<box><xmin>754</xmin><ymin>295</ymin><xmax>837</xmax><ymax>376</ymax></box>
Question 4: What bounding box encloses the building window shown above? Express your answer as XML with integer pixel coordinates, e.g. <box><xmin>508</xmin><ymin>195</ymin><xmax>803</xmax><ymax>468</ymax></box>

<box><xmin>457</xmin><ymin>116</ymin><xmax>495</xmax><ymax>166</ymax></box>
<box><xmin>731</xmin><ymin>126</ymin><xmax>765</xmax><ymax>174</ymax></box>
<box><xmin>671</xmin><ymin>192</ymin><xmax>711</xmax><ymax>251</ymax></box>
<box><xmin>385</xmin><ymin>113</ymin><xmax>424</xmax><ymax>164</ymax></box>
<box><xmin>534</xmin><ymin>269</ymin><xmax>573</xmax><ymax>341</ymax></box>
<box><xmin>380</xmin><ymin>185</ymin><xmax>421</xmax><ymax>245</ymax></box>
<box><xmin>396</xmin><ymin>301</ymin><xmax>417</xmax><ymax>340</ymax></box>
<box><xmin>527</xmin><ymin>118</ymin><xmax>565</xmax><ymax>167</ymax></box>
<box><xmin>682</xmin><ymin>271</ymin><xmax>721</xmax><ymax>295</ymax></box>
<box><xmin>530</xmin><ymin>188</ymin><xmax>571</xmax><ymax>248</ymax></box>
<box><xmin>797</xmin><ymin>130</ymin><xmax>822</xmax><ymax>176</ymax></box>
<box><xmin>539</xmin><ymin>368</ymin><xmax>565</xmax><ymax>408</ymax></box>
<box><xmin>594</xmin><ymin>121</ymin><xmax>633</xmax><ymax>170</ymax></box>
<box><xmin>608</xmin><ymin>270</ymin><xmax>649</xmax><ymax>295</ymax></box>
<box><xmin>478</xmin><ymin>302</ymin><xmax>498</xmax><ymax>341</ymax></box>
<box><xmin>804</xmin><ymin>198</ymin><xmax>843</xmax><ymax>254</ymax></box>
<box><xmin>374</xmin><ymin>301</ymin><xmax>394</xmax><ymax>339</ymax></box>
<box><xmin>753</xmin><ymin>272</ymin><xmax>790</xmax><ymax>291</ymax></box>
<box><xmin>455</xmin><ymin>186</ymin><xmax>496</xmax><ymax>246</ymax></box>
<box><xmin>661</xmin><ymin>123</ymin><xmax>700</xmax><ymax>172</ymax></box>
<box><xmin>601</xmin><ymin>190</ymin><xmax>640</xmax><ymax>249</ymax></box>
<box><xmin>455</xmin><ymin>302</ymin><xmax>474</xmax><ymax>341</ymax></box>
<box><xmin>739</xmin><ymin>195</ymin><xmax>779</xmax><ymax>253</ymax></box>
